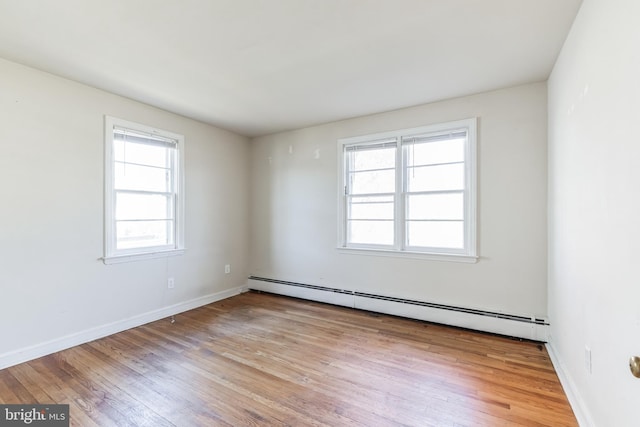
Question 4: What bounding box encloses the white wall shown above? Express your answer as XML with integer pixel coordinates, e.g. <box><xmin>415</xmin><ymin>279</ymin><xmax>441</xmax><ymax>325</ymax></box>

<box><xmin>250</xmin><ymin>82</ymin><xmax>548</xmax><ymax>319</ymax></box>
<box><xmin>548</xmin><ymin>0</ymin><xmax>640</xmax><ymax>425</ymax></box>
<box><xmin>0</xmin><ymin>58</ymin><xmax>250</xmax><ymax>365</ymax></box>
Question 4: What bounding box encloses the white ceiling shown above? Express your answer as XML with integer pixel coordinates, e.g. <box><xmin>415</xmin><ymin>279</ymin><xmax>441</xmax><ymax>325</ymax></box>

<box><xmin>0</xmin><ymin>0</ymin><xmax>581</xmax><ymax>137</ymax></box>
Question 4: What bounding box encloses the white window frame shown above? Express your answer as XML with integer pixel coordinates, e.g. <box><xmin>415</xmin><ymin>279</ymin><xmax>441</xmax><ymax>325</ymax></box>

<box><xmin>103</xmin><ymin>116</ymin><xmax>185</xmax><ymax>264</ymax></box>
<box><xmin>337</xmin><ymin>118</ymin><xmax>477</xmax><ymax>263</ymax></box>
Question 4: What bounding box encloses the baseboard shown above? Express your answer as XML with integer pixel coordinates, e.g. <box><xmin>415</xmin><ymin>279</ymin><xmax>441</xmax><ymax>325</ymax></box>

<box><xmin>248</xmin><ymin>277</ymin><xmax>548</xmax><ymax>341</ymax></box>
<box><xmin>0</xmin><ymin>285</ymin><xmax>248</xmax><ymax>370</ymax></box>
<box><xmin>248</xmin><ymin>279</ymin><xmax>355</xmax><ymax>308</ymax></box>
<box><xmin>546</xmin><ymin>342</ymin><xmax>595</xmax><ymax>427</ymax></box>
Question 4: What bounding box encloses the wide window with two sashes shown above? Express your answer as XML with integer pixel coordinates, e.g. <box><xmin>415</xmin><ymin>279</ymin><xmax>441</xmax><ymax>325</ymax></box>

<box><xmin>338</xmin><ymin>118</ymin><xmax>477</xmax><ymax>262</ymax></box>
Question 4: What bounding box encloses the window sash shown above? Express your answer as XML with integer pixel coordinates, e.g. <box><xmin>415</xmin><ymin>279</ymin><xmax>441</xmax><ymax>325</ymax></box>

<box><xmin>344</xmin><ymin>143</ymin><xmax>398</xmax><ymax>249</ymax></box>
<box><xmin>402</xmin><ymin>131</ymin><xmax>468</xmax><ymax>253</ymax></box>
<box><xmin>113</xmin><ymin>133</ymin><xmax>177</xmax><ymax>252</ymax></box>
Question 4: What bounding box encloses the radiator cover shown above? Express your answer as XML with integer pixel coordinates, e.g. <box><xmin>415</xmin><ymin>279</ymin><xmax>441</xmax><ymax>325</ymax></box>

<box><xmin>247</xmin><ymin>276</ymin><xmax>549</xmax><ymax>342</ymax></box>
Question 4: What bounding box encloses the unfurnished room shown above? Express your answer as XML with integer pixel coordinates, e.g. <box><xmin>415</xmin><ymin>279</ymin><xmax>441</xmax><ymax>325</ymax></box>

<box><xmin>0</xmin><ymin>1</ymin><xmax>638</xmax><ymax>426</ymax></box>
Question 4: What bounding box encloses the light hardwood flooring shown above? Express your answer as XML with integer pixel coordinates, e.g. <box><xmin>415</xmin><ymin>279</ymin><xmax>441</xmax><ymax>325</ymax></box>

<box><xmin>0</xmin><ymin>291</ymin><xmax>577</xmax><ymax>426</ymax></box>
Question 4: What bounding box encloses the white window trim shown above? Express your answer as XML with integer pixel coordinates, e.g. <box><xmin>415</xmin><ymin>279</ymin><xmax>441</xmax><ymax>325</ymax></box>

<box><xmin>336</xmin><ymin>247</ymin><xmax>478</xmax><ymax>263</ymax></box>
<box><xmin>103</xmin><ymin>116</ymin><xmax>185</xmax><ymax>264</ymax></box>
<box><xmin>337</xmin><ymin>118</ymin><xmax>478</xmax><ymax>263</ymax></box>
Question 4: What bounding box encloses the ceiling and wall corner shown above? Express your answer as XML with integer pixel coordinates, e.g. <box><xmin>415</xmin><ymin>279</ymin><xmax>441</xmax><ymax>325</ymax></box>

<box><xmin>0</xmin><ymin>0</ymin><xmax>581</xmax><ymax>137</ymax></box>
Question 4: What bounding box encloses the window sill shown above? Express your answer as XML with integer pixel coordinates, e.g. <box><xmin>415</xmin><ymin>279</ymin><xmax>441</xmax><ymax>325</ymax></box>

<box><xmin>336</xmin><ymin>247</ymin><xmax>478</xmax><ymax>263</ymax></box>
<box><xmin>102</xmin><ymin>249</ymin><xmax>185</xmax><ymax>265</ymax></box>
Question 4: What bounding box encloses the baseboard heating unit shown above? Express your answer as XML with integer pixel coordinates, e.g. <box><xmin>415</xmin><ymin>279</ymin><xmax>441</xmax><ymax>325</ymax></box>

<box><xmin>247</xmin><ymin>276</ymin><xmax>549</xmax><ymax>342</ymax></box>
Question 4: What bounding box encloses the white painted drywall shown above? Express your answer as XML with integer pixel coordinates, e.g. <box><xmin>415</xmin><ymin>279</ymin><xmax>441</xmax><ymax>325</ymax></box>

<box><xmin>0</xmin><ymin>58</ymin><xmax>250</xmax><ymax>359</ymax></box>
<box><xmin>548</xmin><ymin>0</ymin><xmax>640</xmax><ymax>425</ymax></box>
<box><xmin>250</xmin><ymin>82</ymin><xmax>548</xmax><ymax>319</ymax></box>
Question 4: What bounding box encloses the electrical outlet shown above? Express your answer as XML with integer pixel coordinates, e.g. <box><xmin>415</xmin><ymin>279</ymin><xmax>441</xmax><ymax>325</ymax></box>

<box><xmin>224</xmin><ymin>264</ymin><xmax>231</xmax><ymax>274</ymax></box>
<box><xmin>585</xmin><ymin>346</ymin><xmax>592</xmax><ymax>374</ymax></box>
<box><xmin>168</xmin><ymin>277</ymin><xmax>175</xmax><ymax>289</ymax></box>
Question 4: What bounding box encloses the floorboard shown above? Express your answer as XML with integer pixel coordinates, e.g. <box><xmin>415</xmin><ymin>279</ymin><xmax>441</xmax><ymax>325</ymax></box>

<box><xmin>0</xmin><ymin>291</ymin><xmax>577</xmax><ymax>426</ymax></box>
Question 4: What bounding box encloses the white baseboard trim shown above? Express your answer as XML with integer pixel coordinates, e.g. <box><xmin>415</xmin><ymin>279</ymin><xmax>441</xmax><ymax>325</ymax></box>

<box><xmin>248</xmin><ymin>278</ymin><xmax>548</xmax><ymax>342</ymax></box>
<box><xmin>546</xmin><ymin>342</ymin><xmax>595</xmax><ymax>427</ymax></box>
<box><xmin>0</xmin><ymin>285</ymin><xmax>248</xmax><ymax>371</ymax></box>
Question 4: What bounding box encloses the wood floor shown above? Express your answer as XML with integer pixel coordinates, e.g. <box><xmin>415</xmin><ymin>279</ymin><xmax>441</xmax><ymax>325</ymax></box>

<box><xmin>0</xmin><ymin>291</ymin><xmax>577</xmax><ymax>426</ymax></box>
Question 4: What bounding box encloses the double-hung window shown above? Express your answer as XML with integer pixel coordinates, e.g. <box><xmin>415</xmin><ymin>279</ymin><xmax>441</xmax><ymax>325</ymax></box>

<box><xmin>339</xmin><ymin>118</ymin><xmax>477</xmax><ymax>261</ymax></box>
<box><xmin>104</xmin><ymin>116</ymin><xmax>185</xmax><ymax>264</ymax></box>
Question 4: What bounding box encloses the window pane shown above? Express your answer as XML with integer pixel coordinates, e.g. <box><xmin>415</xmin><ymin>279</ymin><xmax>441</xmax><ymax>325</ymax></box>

<box><xmin>351</xmin><ymin>146</ymin><xmax>395</xmax><ymax>170</ymax></box>
<box><xmin>116</xmin><ymin>193</ymin><xmax>173</xmax><ymax>220</ymax></box>
<box><xmin>115</xmin><ymin>162</ymin><xmax>171</xmax><ymax>192</ymax></box>
<box><xmin>406</xmin><ymin>220</ymin><xmax>464</xmax><ymax>249</ymax></box>
<box><xmin>348</xmin><ymin>220</ymin><xmax>394</xmax><ymax>245</ymax></box>
<box><xmin>350</xmin><ymin>169</ymin><xmax>395</xmax><ymax>194</ymax></box>
<box><xmin>406</xmin><ymin>163</ymin><xmax>464</xmax><ymax>192</ymax></box>
<box><xmin>348</xmin><ymin>195</ymin><xmax>394</xmax><ymax>220</ymax></box>
<box><xmin>407</xmin><ymin>193</ymin><xmax>463</xmax><ymax>220</ymax></box>
<box><xmin>406</xmin><ymin>138</ymin><xmax>464</xmax><ymax>166</ymax></box>
<box><xmin>114</xmin><ymin>140</ymin><xmax>171</xmax><ymax>168</ymax></box>
<box><xmin>116</xmin><ymin>220</ymin><xmax>174</xmax><ymax>249</ymax></box>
